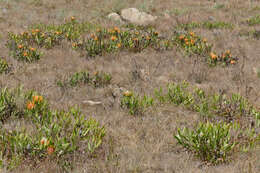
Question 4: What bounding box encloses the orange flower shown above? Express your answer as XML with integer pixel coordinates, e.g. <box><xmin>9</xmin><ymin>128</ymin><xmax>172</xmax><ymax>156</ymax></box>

<box><xmin>184</xmin><ymin>38</ymin><xmax>189</xmax><ymax>42</ymax></box>
<box><xmin>111</xmin><ymin>36</ymin><xmax>117</xmax><ymax>41</ymax></box>
<box><xmin>94</xmin><ymin>36</ymin><xmax>98</xmax><ymax>41</ymax></box>
<box><xmin>190</xmin><ymin>32</ymin><xmax>195</xmax><ymax>37</ymax></box>
<box><xmin>230</xmin><ymin>60</ymin><xmax>236</xmax><ymax>64</ymax></box>
<box><xmin>23</xmin><ymin>51</ymin><xmax>28</xmax><ymax>57</ymax></box>
<box><xmin>30</xmin><ymin>47</ymin><xmax>36</xmax><ymax>51</ymax></box>
<box><xmin>35</xmin><ymin>29</ymin><xmax>40</xmax><ymax>33</ymax></box>
<box><xmin>40</xmin><ymin>137</ymin><xmax>49</xmax><ymax>145</ymax></box>
<box><xmin>179</xmin><ymin>35</ymin><xmax>185</xmax><ymax>40</ymax></box>
<box><xmin>71</xmin><ymin>16</ymin><xmax>75</xmax><ymax>21</ymax></box>
<box><xmin>190</xmin><ymin>39</ymin><xmax>195</xmax><ymax>45</ymax></box>
<box><xmin>27</xmin><ymin>101</ymin><xmax>35</xmax><ymax>110</ymax></box>
<box><xmin>154</xmin><ymin>31</ymin><xmax>159</xmax><ymax>36</ymax></box>
<box><xmin>185</xmin><ymin>41</ymin><xmax>190</xmax><ymax>45</ymax></box>
<box><xmin>93</xmin><ymin>71</ymin><xmax>98</xmax><ymax>76</ymax></box>
<box><xmin>18</xmin><ymin>44</ymin><xmax>23</xmax><ymax>49</ymax></box>
<box><xmin>55</xmin><ymin>31</ymin><xmax>61</xmax><ymax>35</ymax></box>
<box><xmin>33</xmin><ymin>95</ymin><xmax>43</xmax><ymax>103</ymax></box>
<box><xmin>47</xmin><ymin>146</ymin><xmax>55</xmax><ymax>155</ymax></box>
<box><xmin>96</xmin><ymin>28</ymin><xmax>101</xmax><ymax>32</ymax></box>
<box><xmin>210</xmin><ymin>52</ymin><xmax>217</xmax><ymax>60</ymax></box>
<box><xmin>114</xmin><ymin>27</ymin><xmax>120</xmax><ymax>33</ymax></box>
<box><xmin>203</xmin><ymin>38</ymin><xmax>207</xmax><ymax>42</ymax></box>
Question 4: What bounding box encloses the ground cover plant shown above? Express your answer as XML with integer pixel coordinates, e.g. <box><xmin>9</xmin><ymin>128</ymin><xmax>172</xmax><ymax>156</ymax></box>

<box><xmin>177</xmin><ymin>21</ymin><xmax>234</xmax><ymax>30</ymax></box>
<box><xmin>57</xmin><ymin>70</ymin><xmax>112</xmax><ymax>88</ymax></box>
<box><xmin>0</xmin><ymin>58</ymin><xmax>9</xmax><ymax>74</ymax></box>
<box><xmin>0</xmin><ymin>87</ymin><xmax>105</xmax><ymax>171</ymax></box>
<box><xmin>0</xmin><ymin>0</ymin><xmax>260</xmax><ymax>172</ymax></box>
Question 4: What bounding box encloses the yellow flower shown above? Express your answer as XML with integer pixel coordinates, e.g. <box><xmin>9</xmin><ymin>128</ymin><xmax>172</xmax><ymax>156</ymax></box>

<box><xmin>203</xmin><ymin>38</ymin><xmax>207</xmax><ymax>42</ymax></box>
<box><xmin>146</xmin><ymin>36</ymin><xmax>151</xmax><ymax>40</ymax></box>
<box><xmin>230</xmin><ymin>60</ymin><xmax>236</xmax><ymax>64</ymax></box>
<box><xmin>111</xmin><ymin>36</ymin><xmax>117</xmax><ymax>41</ymax></box>
<box><xmin>117</xmin><ymin>43</ymin><xmax>121</xmax><ymax>48</ymax></box>
<box><xmin>72</xmin><ymin>43</ymin><xmax>77</xmax><ymax>47</ymax></box>
<box><xmin>179</xmin><ymin>35</ymin><xmax>185</xmax><ymax>40</ymax></box>
<box><xmin>226</xmin><ymin>50</ymin><xmax>231</xmax><ymax>55</ymax></box>
<box><xmin>133</xmin><ymin>37</ymin><xmax>139</xmax><ymax>41</ymax></box>
<box><xmin>123</xmin><ymin>91</ymin><xmax>133</xmax><ymax>97</ymax></box>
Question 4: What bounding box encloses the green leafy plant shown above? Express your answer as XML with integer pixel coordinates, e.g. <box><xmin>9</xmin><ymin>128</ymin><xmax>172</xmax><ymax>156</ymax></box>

<box><xmin>166</xmin><ymin>82</ymin><xmax>194</xmax><ymax>106</ymax></box>
<box><xmin>175</xmin><ymin>122</ymin><xmax>236</xmax><ymax>164</ymax></box>
<box><xmin>0</xmin><ymin>88</ymin><xmax>25</xmax><ymax>123</ymax></box>
<box><xmin>247</xmin><ymin>15</ymin><xmax>260</xmax><ymax>26</ymax></box>
<box><xmin>121</xmin><ymin>91</ymin><xmax>153</xmax><ymax>115</ymax></box>
<box><xmin>208</xmin><ymin>50</ymin><xmax>238</xmax><ymax>66</ymax></box>
<box><xmin>0</xmin><ymin>58</ymin><xmax>9</xmax><ymax>74</ymax></box>
<box><xmin>173</xmin><ymin>31</ymin><xmax>212</xmax><ymax>56</ymax></box>
<box><xmin>0</xmin><ymin>87</ymin><xmax>106</xmax><ymax>171</ymax></box>
<box><xmin>6</xmin><ymin>33</ymin><xmax>42</xmax><ymax>62</ymax></box>
<box><xmin>178</xmin><ymin>21</ymin><xmax>233</xmax><ymax>30</ymax></box>
<box><xmin>58</xmin><ymin>71</ymin><xmax>112</xmax><ymax>88</ymax></box>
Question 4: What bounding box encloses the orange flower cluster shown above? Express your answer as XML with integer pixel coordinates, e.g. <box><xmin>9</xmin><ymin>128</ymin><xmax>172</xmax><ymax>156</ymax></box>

<box><xmin>178</xmin><ymin>33</ymin><xmax>197</xmax><ymax>46</ymax></box>
<box><xmin>111</xmin><ymin>36</ymin><xmax>117</xmax><ymax>41</ymax></box>
<box><xmin>27</xmin><ymin>95</ymin><xmax>43</xmax><ymax>110</ymax></box>
<box><xmin>210</xmin><ymin>50</ymin><xmax>237</xmax><ymax>65</ymax></box>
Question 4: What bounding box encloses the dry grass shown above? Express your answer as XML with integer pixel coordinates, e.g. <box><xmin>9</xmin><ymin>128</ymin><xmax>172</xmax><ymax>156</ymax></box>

<box><xmin>0</xmin><ymin>0</ymin><xmax>260</xmax><ymax>172</ymax></box>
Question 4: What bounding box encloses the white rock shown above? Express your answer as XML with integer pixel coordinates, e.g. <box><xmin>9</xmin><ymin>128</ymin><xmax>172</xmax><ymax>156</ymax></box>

<box><xmin>107</xmin><ymin>12</ymin><xmax>124</xmax><ymax>24</ymax></box>
<box><xmin>121</xmin><ymin>8</ymin><xmax>157</xmax><ymax>26</ymax></box>
<box><xmin>82</xmin><ymin>100</ymin><xmax>102</xmax><ymax>106</ymax></box>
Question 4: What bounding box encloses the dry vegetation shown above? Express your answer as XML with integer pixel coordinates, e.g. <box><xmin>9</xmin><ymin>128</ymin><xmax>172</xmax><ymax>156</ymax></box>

<box><xmin>0</xmin><ymin>0</ymin><xmax>260</xmax><ymax>172</ymax></box>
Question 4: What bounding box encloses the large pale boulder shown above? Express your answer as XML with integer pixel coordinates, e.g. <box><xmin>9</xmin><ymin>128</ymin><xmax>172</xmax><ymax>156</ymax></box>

<box><xmin>107</xmin><ymin>12</ymin><xmax>125</xmax><ymax>24</ymax></box>
<box><xmin>121</xmin><ymin>8</ymin><xmax>157</xmax><ymax>26</ymax></box>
